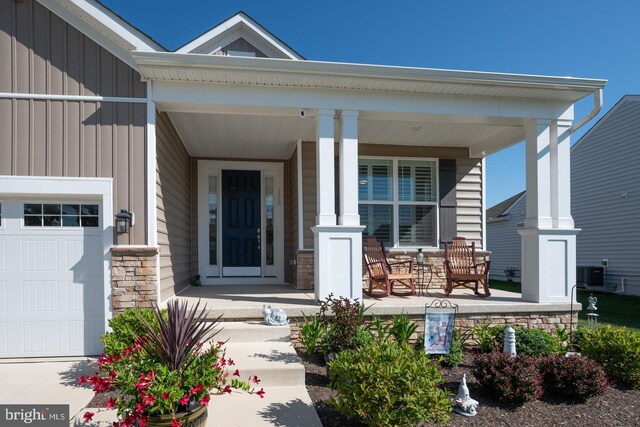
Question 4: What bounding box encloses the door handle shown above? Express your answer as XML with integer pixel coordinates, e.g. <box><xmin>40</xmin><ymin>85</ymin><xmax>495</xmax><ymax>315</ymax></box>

<box><xmin>257</xmin><ymin>228</ymin><xmax>261</xmax><ymax>249</ymax></box>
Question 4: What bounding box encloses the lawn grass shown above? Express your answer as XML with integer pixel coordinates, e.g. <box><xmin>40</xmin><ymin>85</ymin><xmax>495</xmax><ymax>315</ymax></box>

<box><xmin>489</xmin><ymin>279</ymin><xmax>640</xmax><ymax>332</ymax></box>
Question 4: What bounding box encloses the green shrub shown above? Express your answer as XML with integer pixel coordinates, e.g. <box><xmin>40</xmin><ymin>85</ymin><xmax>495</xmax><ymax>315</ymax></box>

<box><xmin>318</xmin><ymin>294</ymin><xmax>367</xmax><ymax>354</ymax></box>
<box><xmin>473</xmin><ymin>324</ymin><xmax>562</xmax><ymax>357</ymax></box>
<box><xmin>578</xmin><ymin>325</ymin><xmax>640</xmax><ymax>388</ymax></box>
<box><xmin>329</xmin><ymin>340</ymin><xmax>451</xmax><ymax>426</ymax></box>
<box><xmin>101</xmin><ymin>307</ymin><xmax>166</xmax><ymax>355</ymax></box>
<box><xmin>297</xmin><ymin>312</ymin><xmax>325</xmax><ymax>355</ymax></box>
<box><xmin>389</xmin><ymin>313</ymin><xmax>419</xmax><ymax>344</ymax></box>
<box><xmin>472</xmin><ymin>351</ymin><xmax>542</xmax><ymax>404</ymax></box>
<box><xmin>538</xmin><ymin>354</ymin><xmax>608</xmax><ymax>399</ymax></box>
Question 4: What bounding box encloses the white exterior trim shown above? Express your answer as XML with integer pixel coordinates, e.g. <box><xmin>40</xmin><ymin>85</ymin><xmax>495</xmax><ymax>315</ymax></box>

<box><xmin>197</xmin><ymin>160</ymin><xmax>284</xmax><ymax>285</ymax></box>
<box><xmin>481</xmin><ymin>157</ymin><xmax>487</xmax><ymax>250</ymax></box>
<box><xmin>296</xmin><ymin>139</ymin><xmax>304</xmax><ymax>250</ymax></box>
<box><xmin>0</xmin><ymin>176</ymin><xmax>114</xmax><ymax>333</ymax></box>
<box><xmin>175</xmin><ymin>12</ymin><xmax>303</xmax><ymax>59</ymax></box>
<box><xmin>0</xmin><ymin>92</ymin><xmax>147</xmax><ymax>103</ymax></box>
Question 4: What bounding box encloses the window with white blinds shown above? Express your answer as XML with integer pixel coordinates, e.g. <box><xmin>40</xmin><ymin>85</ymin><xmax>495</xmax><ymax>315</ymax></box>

<box><xmin>359</xmin><ymin>158</ymin><xmax>438</xmax><ymax>248</ymax></box>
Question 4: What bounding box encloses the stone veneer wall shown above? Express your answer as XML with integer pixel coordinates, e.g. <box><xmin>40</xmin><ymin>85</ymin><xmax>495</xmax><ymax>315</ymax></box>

<box><xmin>295</xmin><ymin>250</ymin><xmax>314</xmax><ymax>290</ymax></box>
<box><xmin>290</xmin><ymin>311</ymin><xmax>576</xmax><ymax>350</ymax></box>
<box><xmin>111</xmin><ymin>247</ymin><xmax>159</xmax><ymax>313</ymax></box>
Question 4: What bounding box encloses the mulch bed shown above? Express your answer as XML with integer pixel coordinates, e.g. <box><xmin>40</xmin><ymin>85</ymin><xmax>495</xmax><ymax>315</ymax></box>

<box><xmin>297</xmin><ymin>350</ymin><xmax>640</xmax><ymax>427</ymax></box>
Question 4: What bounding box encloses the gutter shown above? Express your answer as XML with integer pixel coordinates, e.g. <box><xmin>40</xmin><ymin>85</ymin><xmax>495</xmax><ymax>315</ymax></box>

<box><xmin>571</xmin><ymin>88</ymin><xmax>603</xmax><ymax>132</ymax></box>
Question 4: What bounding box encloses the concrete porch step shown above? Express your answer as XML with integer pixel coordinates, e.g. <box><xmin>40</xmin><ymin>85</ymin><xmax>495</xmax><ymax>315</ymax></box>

<box><xmin>221</xmin><ymin>341</ymin><xmax>305</xmax><ymax>388</ymax></box>
<box><xmin>213</xmin><ymin>321</ymin><xmax>291</xmax><ymax>343</ymax></box>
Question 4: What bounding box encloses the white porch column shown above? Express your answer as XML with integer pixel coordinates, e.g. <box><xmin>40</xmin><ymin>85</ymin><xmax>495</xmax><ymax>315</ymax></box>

<box><xmin>518</xmin><ymin>118</ymin><xmax>579</xmax><ymax>303</ymax></box>
<box><xmin>315</xmin><ymin>109</ymin><xmax>336</xmax><ymax>226</ymax></box>
<box><xmin>312</xmin><ymin>109</ymin><xmax>364</xmax><ymax>301</ymax></box>
<box><xmin>339</xmin><ymin>110</ymin><xmax>360</xmax><ymax>226</ymax></box>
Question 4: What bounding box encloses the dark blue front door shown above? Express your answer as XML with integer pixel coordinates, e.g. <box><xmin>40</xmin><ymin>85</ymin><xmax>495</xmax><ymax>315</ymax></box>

<box><xmin>222</xmin><ymin>170</ymin><xmax>261</xmax><ymax>270</ymax></box>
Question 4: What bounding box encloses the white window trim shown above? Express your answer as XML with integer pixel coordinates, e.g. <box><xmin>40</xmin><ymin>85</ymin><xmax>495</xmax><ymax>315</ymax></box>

<box><xmin>359</xmin><ymin>156</ymin><xmax>440</xmax><ymax>249</ymax></box>
<box><xmin>0</xmin><ymin>200</ymin><xmax>4</xmax><ymax>230</ymax></box>
<box><xmin>0</xmin><ymin>176</ymin><xmax>114</xmax><ymax>334</ymax></box>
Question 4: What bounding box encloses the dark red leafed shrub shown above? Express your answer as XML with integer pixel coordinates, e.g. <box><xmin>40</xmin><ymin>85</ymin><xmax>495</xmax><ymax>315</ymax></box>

<box><xmin>472</xmin><ymin>351</ymin><xmax>542</xmax><ymax>404</ymax></box>
<box><xmin>538</xmin><ymin>354</ymin><xmax>608</xmax><ymax>399</ymax></box>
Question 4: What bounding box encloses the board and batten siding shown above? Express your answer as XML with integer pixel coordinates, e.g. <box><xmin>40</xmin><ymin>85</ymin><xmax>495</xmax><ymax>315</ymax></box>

<box><xmin>486</xmin><ymin>196</ymin><xmax>525</xmax><ymax>281</ymax></box>
<box><xmin>572</xmin><ymin>96</ymin><xmax>640</xmax><ymax>294</ymax></box>
<box><xmin>299</xmin><ymin>142</ymin><xmax>483</xmax><ymax>249</ymax></box>
<box><xmin>156</xmin><ymin>113</ymin><xmax>192</xmax><ymax>301</ymax></box>
<box><xmin>0</xmin><ymin>0</ymin><xmax>147</xmax><ymax>245</ymax></box>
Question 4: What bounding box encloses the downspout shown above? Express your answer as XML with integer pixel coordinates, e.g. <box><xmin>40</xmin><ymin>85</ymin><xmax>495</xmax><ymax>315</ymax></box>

<box><xmin>571</xmin><ymin>88</ymin><xmax>603</xmax><ymax>132</ymax></box>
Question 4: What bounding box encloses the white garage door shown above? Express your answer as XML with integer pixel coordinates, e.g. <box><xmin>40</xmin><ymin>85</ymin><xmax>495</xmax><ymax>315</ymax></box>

<box><xmin>0</xmin><ymin>200</ymin><xmax>104</xmax><ymax>358</ymax></box>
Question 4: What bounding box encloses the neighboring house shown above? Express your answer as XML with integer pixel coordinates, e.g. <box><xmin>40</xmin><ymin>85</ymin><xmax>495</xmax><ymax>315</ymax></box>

<box><xmin>0</xmin><ymin>0</ymin><xmax>605</xmax><ymax>358</ymax></box>
<box><xmin>487</xmin><ymin>95</ymin><xmax>640</xmax><ymax>296</ymax></box>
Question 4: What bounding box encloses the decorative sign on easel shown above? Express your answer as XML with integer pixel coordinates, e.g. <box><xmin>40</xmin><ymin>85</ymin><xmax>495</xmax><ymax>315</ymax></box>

<box><xmin>424</xmin><ymin>300</ymin><xmax>458</xmax><ymax>355</ymax></box>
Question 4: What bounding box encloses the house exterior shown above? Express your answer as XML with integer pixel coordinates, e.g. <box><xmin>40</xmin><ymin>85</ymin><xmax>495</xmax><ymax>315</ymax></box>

<box><xmin>0</xmin><ymin>0</ymin><xmax>606</xmax><ymax>358</ymax></box>
<box><xmin>487</xmin><ymin>95</ymin><xmax>640</xmax><ymax>296</ymax></box>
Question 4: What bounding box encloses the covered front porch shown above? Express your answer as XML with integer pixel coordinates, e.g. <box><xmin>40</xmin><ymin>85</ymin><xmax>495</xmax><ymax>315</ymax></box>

<box><xmin>140</xmin><ymin>51</ymin><xmax>606</xmax><ymax>305</ymax></box>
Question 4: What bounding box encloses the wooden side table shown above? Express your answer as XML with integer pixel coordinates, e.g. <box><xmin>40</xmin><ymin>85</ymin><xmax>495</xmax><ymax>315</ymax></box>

<box><xmin>415</xmin><ymin>262</ymin><xmax>433</xmax><ymax>296</ymax></box>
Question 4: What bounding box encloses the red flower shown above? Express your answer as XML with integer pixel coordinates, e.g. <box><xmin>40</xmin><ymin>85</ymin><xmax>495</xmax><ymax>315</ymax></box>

<box><xmin>223</xmin><ymin>385</ymin><xmax>232</xmax><ymax>394</ymax></box>
<box><xmin>78</xmin><ymin>375</ymin><xmax>88</xmax><ymax>385</ymax></box>
<box><xmin>162</xmin><ymin>392</ymin><xmax>170</xmax><ymax>400</ymax></box>
<box><xmin>228</xmin><ymin>358</ymin><xmax>235</xmax><ymax>366</ymax></box>
<box><xmin>190</xmin><ymin>384</ymin><xmax>204</xmax><ymax>395</ymax></box>
<box><xmin>138</xmin><ymin>417</ymin><xmax>149</xmax><ymax>427</ymax></box>
<box><xmin>199</xmin><ymin>395</ymin><xmax>210</xmax><ymax>406</ymax></box>
<box><xmin>256</xmin><ymin>388</ymin><xmax>265</xmax><ymax>399</ymax></box>
<box><xmin>171</xmin><ymin>418</ymin><xmax>182</xmax><ymax>427</ymax></box>
<box><xmin>135</xmin><ymin>381</ymin><xmax>149</xmax><ymax>391</ymax></box>
<box><xmin>112</xmin><ymin>422</ymin><xmax>120</xmax><ymax>427</ymax></box>
<box><xmin>83</xmin><ymin>411</ymin><xmax>94</xmax><ymax>422</ymax></box>
<box><xmin>105</xmin><ymin>397</ymin><xmax>117</xmax><ymax>409</ymax></box>
<box><xmin>252</xmin><ymin>375</ymin><xmax>261</xmax><ymax>384</ymax></box>
<box><xmin>233</xmin><ymin>369</ymin><xmax>240</xmax><ymax>377</ymax></box>
<box><xmin>142</xmin><ymin>393</ymin><xmax>155</xmax><ymax>406</ymax></box>
<box><xmin>217</xmin><ymin>341</ymin><xmax>226</xmax><ymax>347</ymax></box>
<box><xmin>179</xmin><ymin>395</ymin><xmax>190</xmax><ymax>406</ymax></box>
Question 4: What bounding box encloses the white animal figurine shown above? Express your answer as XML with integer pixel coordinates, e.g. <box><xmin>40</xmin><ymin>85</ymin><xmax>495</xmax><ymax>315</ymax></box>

<box><xmin>454</xmin><ymin>374</ymin><xmax>478</xmax><ymax>417</ymax></box>
<box><xmin>262</xmin><ymin>305</ymin><xmax>289</xmax><ymax>326</ymax></box>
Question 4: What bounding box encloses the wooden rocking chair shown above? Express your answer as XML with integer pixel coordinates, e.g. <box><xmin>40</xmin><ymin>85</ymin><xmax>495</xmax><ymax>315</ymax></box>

<box><xmin>443</xmin><ymin>237</ymin><xmax>491</xmax><ymax>298</ymax></box>
<box><xmin>363</xmin><ymin>237</ymin><xmax>416</xmax><ymax>298</ymax></box>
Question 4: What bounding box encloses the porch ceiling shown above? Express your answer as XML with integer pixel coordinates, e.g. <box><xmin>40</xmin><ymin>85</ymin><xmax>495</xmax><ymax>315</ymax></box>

<box><xmin>168</xmin><ymin>110</ymin><xmax>524</xmax><ymax>159</ymax></box>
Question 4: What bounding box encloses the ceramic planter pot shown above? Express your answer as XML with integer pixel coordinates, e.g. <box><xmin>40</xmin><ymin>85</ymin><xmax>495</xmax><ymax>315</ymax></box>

<box><xmin>147</xmin><ymin>405</ymin><xmax>207</xmax><ymax>427</ymax></box>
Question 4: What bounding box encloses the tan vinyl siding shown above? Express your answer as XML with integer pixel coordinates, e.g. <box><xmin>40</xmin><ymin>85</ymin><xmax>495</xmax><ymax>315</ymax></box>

<box><xmin>0</xmin><ymin>0</ymin><xmax>147</xmax><ymax>245</ymax></box>
<box><xmin>156</xmin><ymin>113</ymin><xmax>192</xmax><ymax>301</ymax></box>
<box><xmin>456</xmin><ymin>158</ymin><xmax>483</xmax><ymax>247</ymax></box>
<box><xmin>572</xmin><ymin>97</ymin><xmax>640</xmax><ymax>292</ymax></box>
<box><xmin>213</xmin><ymin>37</ymin><xmax>268</xmax><ymax>58</ymax></box>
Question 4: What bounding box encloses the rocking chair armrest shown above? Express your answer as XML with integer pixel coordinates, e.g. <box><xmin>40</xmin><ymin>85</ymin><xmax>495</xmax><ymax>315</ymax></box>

<box><xmin>389</xmin><ymin>259</ymin><xmax>413</xmax><ymax>272</ymax></box>
<box><xmin>473</xmin><ymin>260</ymin><xmax>491</xmax><ymax>273</ymax></box>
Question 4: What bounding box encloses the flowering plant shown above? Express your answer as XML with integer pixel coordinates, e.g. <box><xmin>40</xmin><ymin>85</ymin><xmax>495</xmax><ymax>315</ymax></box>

<box><xmin>80</xmin><ymin>300</ymin><xmax>264</xmax><ymax>427</ymax></box>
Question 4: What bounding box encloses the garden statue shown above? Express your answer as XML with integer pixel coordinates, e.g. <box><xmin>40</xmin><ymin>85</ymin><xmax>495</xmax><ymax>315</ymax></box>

<box><xmin>454</xmin><ymin>374</ymin><xmax>478</xmax><ymax>417</ymax></box>
<box><xmin>262</xmin><ymin>305</ymin><xmax>289</xmax><ymax>326</ymax></box>
<box><xmin>504</xmin><ymin>326</ymin><xmax>516</xmax><ymax>357</ymax></box>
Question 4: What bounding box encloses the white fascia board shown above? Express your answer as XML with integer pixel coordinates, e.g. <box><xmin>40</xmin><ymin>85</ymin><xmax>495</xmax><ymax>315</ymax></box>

<box><xmin>134</xmin><ymin>51</ymin><xmax>606</xmax><ymax>96</ymax></box>
<box><xmin>152</xmin><ymin>80</ymin><xmax>574</xmax><ymax>121</ymax></box>
<box><xmin>39</xmin><ymin>0</ymin><xmax>162</xmax><ymax>69</ymax></box>
<box><xmin>175</xmin><ymin>13</ymin><xmax>302</xmax><ymax>59</ymax></box>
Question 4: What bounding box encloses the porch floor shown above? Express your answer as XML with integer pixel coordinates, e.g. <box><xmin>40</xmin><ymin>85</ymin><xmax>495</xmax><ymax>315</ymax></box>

<box><xmin>176</xmin><ymin>285</ymin><xmax>577</xmax><ymax>320</ymax></box>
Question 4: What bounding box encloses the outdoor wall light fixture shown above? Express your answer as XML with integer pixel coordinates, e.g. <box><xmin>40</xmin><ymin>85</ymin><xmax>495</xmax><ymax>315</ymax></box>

<box><xmin>115</xmin><ymin>209</ymin><xmax>133</xmax><ymax>234</ymax></box>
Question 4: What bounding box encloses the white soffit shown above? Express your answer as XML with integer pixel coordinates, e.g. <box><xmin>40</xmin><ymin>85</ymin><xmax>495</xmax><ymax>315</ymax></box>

<box><xmin>175</xmin><ymin>12</ymin><xmax>303</xmax><ymax>60</ymax></box>
<box><xmin>134</xmin><ymin>52</ymin><xmax>606</xmax><ymax>102</ymax></box>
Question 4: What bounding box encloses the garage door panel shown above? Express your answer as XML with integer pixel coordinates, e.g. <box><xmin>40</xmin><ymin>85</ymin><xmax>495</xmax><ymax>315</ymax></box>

<box><xmin>0</xmin><ymin>198</ymin><xmax>105</xmax><ymax>358</ymax></box>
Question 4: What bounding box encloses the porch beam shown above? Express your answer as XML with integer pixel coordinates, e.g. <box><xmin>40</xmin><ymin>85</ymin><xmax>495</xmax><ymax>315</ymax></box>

<box><xmin>316</xmin><ymin>109</ymin><xmax>336</xmax><ymax>226</ymax></box>
<box><xmin>339</xmin><ymin>110</ymin><xmax>360</xmax><ymax>226</ymax></box>
<box><xmin>152</xmin><ymin>81</ymin><xmax>575</xmax><ymax>121</ymax></box>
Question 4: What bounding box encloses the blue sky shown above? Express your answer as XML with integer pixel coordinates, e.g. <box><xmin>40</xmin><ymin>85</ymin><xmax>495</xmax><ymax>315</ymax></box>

<box><xmin>103</xmin><ymin>0</ymin><xmax>640</xmax><ymax>207</ymax></box>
